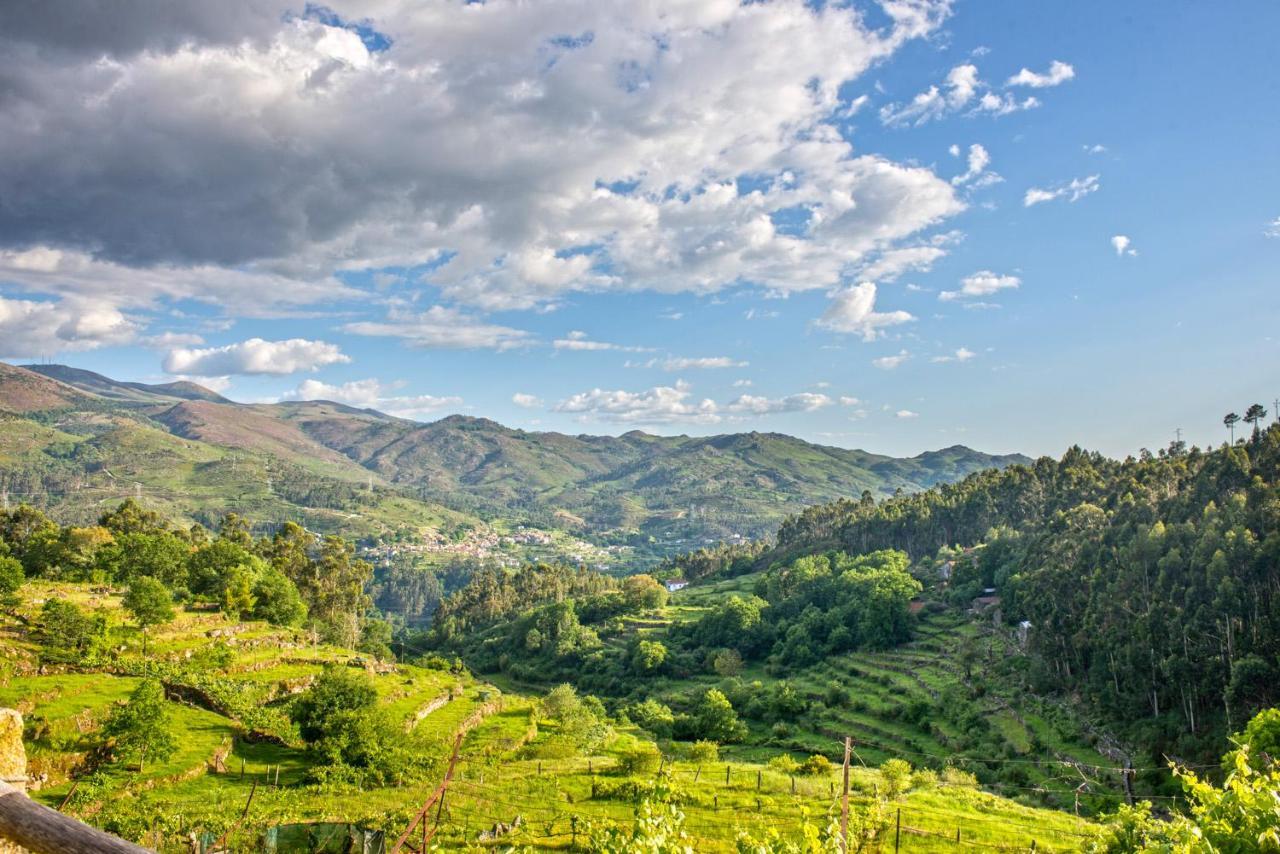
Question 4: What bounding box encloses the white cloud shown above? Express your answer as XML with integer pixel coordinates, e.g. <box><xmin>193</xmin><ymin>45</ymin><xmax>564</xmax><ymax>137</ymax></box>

<box><xmin>873</xmin><ymin>350</ymin><xmax>911</xmax><ymax>370</ymax></box>
<box><xmin>857</xmin><ymin>245</ymin><xmax>948</xmax><ymax>282</ymax></box>
<box><xmin>171</xmin><ymin>374</ymin><xmax>232</xmax><ymax>393</ymax></box>
<box><xmin>344</xmin><ymin>306</ymin><xmax>533</xmax><ymax>350</ymax></box>
<box><xmin>895</xmin><ymin>409</ymin><xmax>920</xmax><ymax>419</ymax></box>
<box><xmin>839</xmin><ymin>396</ymin><xmax>861</xmax><ymax>406</ymax></box>
<box><xmin>725</xmin><ymin>393</ymin><xmax>832</xmax><ymax>415</ymax></box>
<box><xmin>931</xmin><ymin>347</ymin><xmax>976</xmax><ymax>363</ymax></box>
<box><xmin>1111</xmin><ymin>235</ymin><xmax>1137</xmax><ymax>256</ymax></box>
<box><xmin>1024</xmin><ymin>175</ymin><xmax>1100</xmax><ymax>206</ymax></box>
<box><xmin>554</xmin><ymin>380</ymin><xmax>720</xmax><ymax>425</ymax></box>
<box><xmin>1264</xmin><ymin>217</ymin><xmax>1280</xmax><ymax>238</ymax></box>
<box><xmin>0</xmin><ymin>0</ymin><xmax>962</xmax><ymax>318</ymax></box>
<box><xmin>817</xmin><ymin>282</ymin><xmax>914</xmax><ymax>341</ymax></box>
<box><xmin>162</xmin><ymin>337</ymin><xmax>349</xmax><ymax>376</ymax></box>
<box><xmin>0</xmin><ymin>295</ymin><xmax>137</xmax><ymax>359</ymax></box>
<box><xmin>141</xmin><ymin>331</ymin><xmax>205</xmax><ymax>349</ymax></box>
<box><xmin>661</xmin><ymin>356</ymin><xmax>748</xmax><ymax>371</ymax></box>
<box><xmin>880</xmin><ymin>63</ymin><xmax>981</xmax><ymax>126</ymax></box>
<box><xmin>553</xmin><ymin>381</ymin><xmax>832</xmax><ymax>424</ymax></box>
<box><xmin>1006</xmin><ymin>60</ymin><xmax>1075</xmax><ymax>88</ymax></box>
<box><xmin>880</xmin><ymin>62</ymin><xmax>1042</xmax><ymax>127</ymax></box>
<box><xmin>512</xmin><ymin>392</ymin><xmax>543</xmax><ymax>409</ymax></box>
<box><xmin>939</xmin><ymin>270</ymin><xmax>1020</xmax><ymax>302</ymax></box>
<box><xmin>554</xmin><ymin>331</ymin><xmax>653</xmax><ymax>353</ymax></box>
<box><xmin>951</xmin><ymin>143</ymin><xmax>1001</xmax><ymax>188</ymax></box>
<box><xmin>283</xmin><ymin>377</ymin><xmax>461</xmax><ymax>417</ymax></box>
<box><xmin>1083</xmin><ymin>143</ymin><xmax>1107</xmax><ymax>154</ymax></box>
<box><xmin>732</xmin><ymin>379</ymin><xmax>753</xmax><ymax>388</ymax></box>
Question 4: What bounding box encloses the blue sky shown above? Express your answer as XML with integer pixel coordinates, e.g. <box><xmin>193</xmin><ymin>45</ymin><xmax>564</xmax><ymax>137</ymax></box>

<box><xmin>1</xmin><ymin>0</ymin><xmax>1277</xmax><ymax>458</ymax></box>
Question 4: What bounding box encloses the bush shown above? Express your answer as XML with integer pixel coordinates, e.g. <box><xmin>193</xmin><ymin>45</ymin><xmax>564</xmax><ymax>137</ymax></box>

<box><xmin>941</xmin><ymin>766</ymin><xmax>978</xmax><ymax>788</ymax></box>
<box><xmin>798</xmin><ymin>754</ymin><xmax>832</xmax><ymax>776</ymax></box>
<box><xmin>879</xmin><ymin>758</ymin><xmax>912</xmax><ymax>799</ymax></box>
<box><xmin>617</xmin><ymin>743</ymin><xmax>663</xmax><ymax>776</ymax></box>
<box><xmin>769</xmin><ymin>754</ymin><xmax>799</xmax><ymax>775</ymax></box>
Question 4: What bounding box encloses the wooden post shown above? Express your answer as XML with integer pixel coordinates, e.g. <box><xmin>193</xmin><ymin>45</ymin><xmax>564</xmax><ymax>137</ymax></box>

<box><xmin>390</xmin><ymin>732</ymin><xmax>464</xmax><ymax>854</ymax></box>
<box><xmin>791</xmin><ymin>775</ymin><xmax>796</xmax><ymax>795</ymax></box>
<box><xmin>0</xmin><ymin>780</ymin><xmax>148</xmax><ymax>854</ymax></box>
<box><xmin>725</xmin><ymin>765</ymin><xmax>730</xmax><ymax>785</ymax></box>
<box><xmin>894</xmin><ymin>808</ymin><xmax>900</xmax><ymax>853</ymax></box>
<box><xmin>274</xmin><ymin>765</ymin><xmax>280</xmax><ymax>788</ymax></box>
<box><xmin>840</xmin><ymin>736</ymin><xmax>851</xmax><ymax>853</ymax></box>
<box><xmin>956</xmin><ymin>826</ymin><xmax>961</xmax><ymax>844</ymax></box>
<box><xmin>239</xmin><ymin>757</ymin><xmax>245</xmax><ymax>780</ymax></box>
<box><xmin>1123</xmin><ymin>763</ymin><xmax>1135</xmax><ymax>806</ymax></box>
<box><xmin>757</xmin><ymin>769</ymin><xmax>762</xmax><ymax>791</ymax></box>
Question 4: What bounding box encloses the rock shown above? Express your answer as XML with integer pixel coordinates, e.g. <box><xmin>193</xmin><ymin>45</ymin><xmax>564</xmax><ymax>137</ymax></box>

<box><xmin>0</xmin><ymin>708</ymin><xmax>27</xmax><ymax>792</ymax></box>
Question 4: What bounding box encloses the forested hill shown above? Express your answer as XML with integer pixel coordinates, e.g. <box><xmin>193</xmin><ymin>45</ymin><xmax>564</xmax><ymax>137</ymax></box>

<box><xmin>0</xmin><ymin>361</ymin><xmax>1027</xmax><ymax>547</ymax></box>
<box><xmin>745</xmin><ymin>422</ymin><xmax>1280</xmax><ymax>764</ymax></box>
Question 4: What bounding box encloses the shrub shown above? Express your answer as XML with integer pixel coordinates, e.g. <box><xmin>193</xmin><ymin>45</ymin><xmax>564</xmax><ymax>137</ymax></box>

<box><xmin>769</xmin><ymin>754</ymin><xmax>799</xmax><ymax>775</ymax></box>
<box><xmin>879</xmin><ymin>758</ymin><xmax>912</xmax><ymax>799</ymax></box>
<box><xmin>941</xmin><ymin>766</ymin><xmax>978</xmax><ymax>788</ymax></box>
<box><xmin>798</xmin><ymin>754</ymin><xmax>833</xmax><ymax>776</ymax></box>
<box><xmin>616</xmin><ymin>743</ymin><xmax>663</xmax><ymax>776</ymax></box>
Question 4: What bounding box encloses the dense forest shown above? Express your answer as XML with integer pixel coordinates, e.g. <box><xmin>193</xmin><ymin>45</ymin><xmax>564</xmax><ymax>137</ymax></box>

<box><xmin>762</xmin><ymin>421</ymin><xmax>1280</xmax><ymax>765</ymax></box>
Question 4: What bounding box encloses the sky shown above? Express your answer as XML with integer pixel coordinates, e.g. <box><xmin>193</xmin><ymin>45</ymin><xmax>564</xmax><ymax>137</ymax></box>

<box><xmin>1</xmin><ymin>0</ymin><xmax>1277</xmax><ymax>459</ymax></box>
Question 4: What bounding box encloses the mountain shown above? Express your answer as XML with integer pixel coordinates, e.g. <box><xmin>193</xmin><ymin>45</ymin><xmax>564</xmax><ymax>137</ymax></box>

<box><xmin>0</xmin><ymin>362</ymin><xmax>1029</xmax><ymax>553</ymax></box>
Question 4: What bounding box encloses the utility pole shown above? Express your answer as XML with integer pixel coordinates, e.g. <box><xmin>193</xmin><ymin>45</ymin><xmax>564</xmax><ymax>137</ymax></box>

<box><xmin>840</xmin><ymin>736</ymin><xmax>851</xmax><ymax>853</ymax></box>
<box><xmin>1174</xmin><ymin>427</ymin><xmax>1182</xmax><ymax>444</ymax></box>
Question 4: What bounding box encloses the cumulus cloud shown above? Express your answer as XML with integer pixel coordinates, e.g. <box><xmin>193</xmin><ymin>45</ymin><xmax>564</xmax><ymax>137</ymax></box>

<box><xmin>283</xmin><ymin>377</ymin><xmax>461</xmax><ymax>417</ymax></box>
<box><xmin>553</xmin><ymin>381</ymin><xmax>832</xmax><ymax>424</ymax></box>
<box><xmin>0</xmin><ymin>0</ymin><xmax>961</xmax><ymax>320</ymax></box>
<box><xmin>839</xmin><ymin>396</ymin><xmax>861</xmax><ymax>406</ymax></box>
<box><xmin>939</xmin><ymin>271</ymin><xmax>1021</xmax><ymax>302</ymax></box>
<box><xmin>1024</xmin><ymin>175</ymin><xmax>1100</xmax><ymax>206</ymax></box>
<box><xmin>344</xmin><ymin>306</ymin><xmax>533</xmax><ymax>350</ymax></box>
<box><xmin>931</xmin><ymin>347</ymin><xmax>976</xmax><ymax>363</ymax></box>
<box><xmin>511</xmin><ymin>392</ymin><xmax>543</xmax><ymax>409</ymax></box>
<box><xmin>140</xmin><ymin>331</ymin><xmax>206</xmax><ymax>349</ymax></box>
<box><xmin>1006</xmin><ymin>60</ymin><xmax>1075</xmax><ymax>88</ymax></box>
<box><xmin>816</xmin><ymin>282</ymin><xmax>914</xmax><ymax>341</ymax></box>
<box><xmin>873</xmin><ymin>350</ymin><xmax>911</xmax><ymax>370</ymax></box>
<box><xmin>554</xmin><ymin>381</ymin><xmax>720</xmax><ymax>425</ymax></box>
<box><xmin>1264</xmin><ymin>217</ymin><xmax>1280</xmax><ymax>238</ymax></box>
<box><xmin>1111</xmin><ymin>235</ymin><xmax>1137</xmax><ymax>256</ymax></box>
<box><xmin>162</xmin><ymin>337</ymin><xmax>349</xmax><ymax>376</ymax></box>
<box><xmin>950</xmin><ymin>144</ymin><xmax>1001</xmax><ymax>188</ymax></box>
<box><xmin>895</xmin><ymin>409</ymin><xmax>920</xmax><ymax>419</ymax></box>
<box><xmin>554</xmin><ymin>331</ymin><xmax>653</xmax><ymax>353</ymax></box>
<box><xmin>725</xmin><ymin>393</ymin><xmax>832</xmax><ymax>415</ymax></box>
<box><xmin>880</xmin><ymin>62</ymin><xmax>1042</xmax><ymax>126</ymax></box>
<box><xmin>660</xmin><ymin>356</ymin><xmax>748</xmax><ymax>371</ymax></box>
<box><xmin>0</xmin><ymin>295</ymin><xmax>137</xmax><ymax>359</ymax></box>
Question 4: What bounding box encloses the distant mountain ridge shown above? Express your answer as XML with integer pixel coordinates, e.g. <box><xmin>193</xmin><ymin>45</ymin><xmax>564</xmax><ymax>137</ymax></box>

<box><xmin>0</xmin><ymin>362</ymin><xmax>1030</xmax><ymax>546</ymax></box>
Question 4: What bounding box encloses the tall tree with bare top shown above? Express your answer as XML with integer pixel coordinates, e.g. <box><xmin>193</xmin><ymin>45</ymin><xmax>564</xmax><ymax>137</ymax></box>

<box><xmin>1223</xmin><ymin>412</ymin><xmax>1240</xmax><ymax>444</ymax></box>
<box><xmin>1243</xmin><ymin>404</ymin><xmax>1267</xmax><ymax>441</ymax></box>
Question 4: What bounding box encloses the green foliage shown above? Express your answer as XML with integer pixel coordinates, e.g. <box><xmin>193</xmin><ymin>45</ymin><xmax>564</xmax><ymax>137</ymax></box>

<box><xmin>250</xmin><ymin>565</ymin><xmax>308</xmax><ymax>626</ymax></box>
<box><xmin>122</xmin><ymin>576</ymin><xmax>175</xmax><ymax>651</ymax></box>
<box><xmin>0</xmin><ymin>554</ymin><xmax>23</xmax><ymax>606</ymax></box>
<box><xmin>630</xmin><ymin>699</ymin><xmax>676</xmax><ymax>739</ymax></box>
<box><xmin>633</xmin><ymin>639</ymin><xmax>668</xmax><ymax>673</ymax></box>
<box><xmin>769</xmin><ymin>755</ymin><xmax>799</xmax><ymax>775</ymax></box>
<box><xmin>684</xmin><ymin>689</ymin><xmax>746</xmax><ymax>744</ymax></box>
<box><xmin>688</xmin><ymin>740</ymin><xmax>718</xmax><ymax>765</ymax></box>
<box><xmin>582</xmin><ymin>788</ymin><xmax>694</xmax><ymax>854</ymax></box>
<box><xmin>1090</xmin><ymin>708</ymin><xmax>1280</xmax><ymax>852</ymax></box>
<box><xmin>617</xmin><ymin>742</ymin><xmax>663</xmax><ymax>776</ymax></box>
<box><xmin>540</xmin><ymin>683</ymin><xmax>610</xmax><ymax>755</ymax></box>
<box><xmin>797</xmin><ymin>754</ymin><xmax>832</xmax><ymax>776</ymax></box>
<box><xmin>102</xmin><ymin>679</ymin><xmax>177</xmax><ymax>772</ymax></box>
<box><xmin>622</xmin><ymin>574</ymin><xmax>669</xmax><ymax>610</ymax></box>
<box><xmin>36</xmin><ymin>598</ymin><xmax>106</xmax><ymax>664</ymax></box>
<box><xmin>878</xmin><ymin>758</ymin><xmax>912</xmax><ymax>799</ymax></box>
<box><xmin>291</xmin><ymin>666</ymin><xmax>380</xmax><ymax>744</ymax></box>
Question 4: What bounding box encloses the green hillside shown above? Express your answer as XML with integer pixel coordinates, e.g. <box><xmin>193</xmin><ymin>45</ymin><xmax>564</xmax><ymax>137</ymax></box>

<box><xmin>1</xmin><ymin>362</ymin><xmax>1028</xmax><ymax>558</ymax></box>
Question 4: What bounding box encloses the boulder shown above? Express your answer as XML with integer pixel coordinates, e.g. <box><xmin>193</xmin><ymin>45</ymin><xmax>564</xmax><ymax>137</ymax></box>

<box><xmin>0</xmin><ymin>709</ymin><xmax>26</xmax><ymax>792</ymax></box>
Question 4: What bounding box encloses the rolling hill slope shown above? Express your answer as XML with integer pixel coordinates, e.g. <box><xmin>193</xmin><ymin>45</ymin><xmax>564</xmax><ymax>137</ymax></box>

<box><xmin>1</xmin><ymin>362</ymin><xmax>1029</xmax><ymax>550</ymax></box>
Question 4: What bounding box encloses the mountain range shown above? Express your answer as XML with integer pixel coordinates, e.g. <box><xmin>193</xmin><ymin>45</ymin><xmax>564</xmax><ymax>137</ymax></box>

<box><xmin>0</xmin><ymin>361</ymin><xmax>1029</xmax><ymax>554</ymax></box>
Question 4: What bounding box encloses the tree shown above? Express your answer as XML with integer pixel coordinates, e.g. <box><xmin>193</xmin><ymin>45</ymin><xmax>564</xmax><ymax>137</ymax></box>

<box><xmin>103</xmin><ymin>679</ymin><xmax>177</xmax><ymax>773</ymax></box>
<box><xmin>879</xmin><ymin>758</ymin><xmax>912</xmax><ymax>799</ymax></box>
<box><xmin>0</xmin><ymin>555</ymin><xmax>23</xmax><ymax>608</ymax></box>
<box><xmin>218</xmin><ymin>563</ymin><xmax>257</xmax><ymax>621</ymax></box>
<box><xmin>621</xmin><ymin>574</ymin><xmax>668</xmax><ymax>611</ymax></box>
<box><xmin>688</xmin><ymin>740</ymin><xmax>718</xmax><ymax>771</ymax></box>
<box><xmin>251</xmin><ymin>566</ymin><xmax>307</xmax><ymax>627</ymax></box>
<box><xmin>1244</xmin><ymin>403</ymin><xmax>1267</xmax><ymax>440</ymax></box>
<box><xmin>122</xmin><ymin>577</ymin><xmax>174</xmax><ymax>655</ymax></box>
<box><xmin>186</xmin><ymin>538</ymin><xmax>256</xmax><ymax>597</ymax></box>
<box><xmin>291</xmin><ymin>666</ymin><xmax>379</xmax><ymax>744</ymax></box>
<box><xmin>692</xmin><ymin>689</ymin><xmax>746</xmax><ymax>743</ymax></box>
<box><xmin>1223</xmin><ymin>411</ymin><xmax>1240</xmax><ymax>443</ymax></box>
<box><xmin>632</xmin><ymin>639</ymin><xmax>667</xmax><ymax>673</ymax></box>
<box><xmin>36</xmin><ymin>599</ymin><xmax>105</xmax><ymax>664</ymax></box>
